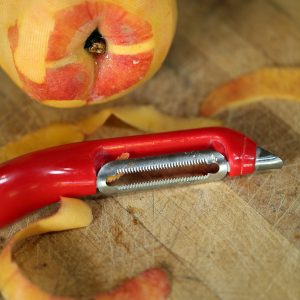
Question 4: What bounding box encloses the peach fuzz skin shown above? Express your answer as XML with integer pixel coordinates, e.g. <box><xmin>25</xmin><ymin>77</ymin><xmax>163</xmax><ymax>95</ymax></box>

<box><xmin>0</xmin><ymin>1</ymin><xmax>177</xmax><ymax>107</ymax></box>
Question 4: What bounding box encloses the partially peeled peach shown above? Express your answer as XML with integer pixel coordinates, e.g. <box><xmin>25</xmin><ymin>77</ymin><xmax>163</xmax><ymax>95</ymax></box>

<box><xmin>0</xmin><ymin>0</ymin><xmax>177</xmax><ymax>107</ymax></box>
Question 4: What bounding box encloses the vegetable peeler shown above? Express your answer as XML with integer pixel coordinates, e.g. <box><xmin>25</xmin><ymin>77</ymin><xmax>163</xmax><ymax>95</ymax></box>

<box><xmin>0</xmin><ymin>127</ymin><xmax>283</xmax><ymax>227</ymax></box>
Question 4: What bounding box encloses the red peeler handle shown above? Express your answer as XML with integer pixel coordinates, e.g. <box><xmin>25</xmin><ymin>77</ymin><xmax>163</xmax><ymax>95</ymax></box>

<box><xmin>0</xmin><ymin>127</ymin><xmax>256</xmax><ymax>227</ymax></box>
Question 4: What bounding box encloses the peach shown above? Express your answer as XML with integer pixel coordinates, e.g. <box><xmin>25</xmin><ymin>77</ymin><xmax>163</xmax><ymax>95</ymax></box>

<box><xmin>0</xmin><ymin>1</ymin><xmax>177</xmax><ymax>107</ymax></box>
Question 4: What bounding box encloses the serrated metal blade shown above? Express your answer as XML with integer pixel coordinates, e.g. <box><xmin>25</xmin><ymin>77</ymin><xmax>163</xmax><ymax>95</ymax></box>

<box><xmin>97</xmin><ymin>150</ymin><xmax>229</xmax><ymax>195</ymax></box>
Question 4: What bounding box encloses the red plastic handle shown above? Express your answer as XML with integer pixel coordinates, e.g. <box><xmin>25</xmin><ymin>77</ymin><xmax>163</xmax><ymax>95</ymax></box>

<box><xmin>0</xmin><ymin>127</ymin><xmax>256</xmax><ymax>227</ymax></box>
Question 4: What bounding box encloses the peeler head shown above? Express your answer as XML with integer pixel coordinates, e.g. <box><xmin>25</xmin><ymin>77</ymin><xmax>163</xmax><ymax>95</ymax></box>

<box><xmin>97</xmin><ymin>150</ymin><xmax>229</xmax><ymax>195</ymax></box>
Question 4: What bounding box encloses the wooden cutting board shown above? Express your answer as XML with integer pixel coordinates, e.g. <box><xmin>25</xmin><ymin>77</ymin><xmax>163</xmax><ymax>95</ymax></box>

<box><xmin>1</xmin><ymin>0</ymin><xmax>300</xmax><ymax>299</ymax></box>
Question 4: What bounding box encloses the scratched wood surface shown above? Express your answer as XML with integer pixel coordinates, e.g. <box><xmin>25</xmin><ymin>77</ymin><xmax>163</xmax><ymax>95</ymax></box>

<box><xmin>1</xmin><ymin>0</ymin><xmax>300</xmax><ymax>299</ymax></box>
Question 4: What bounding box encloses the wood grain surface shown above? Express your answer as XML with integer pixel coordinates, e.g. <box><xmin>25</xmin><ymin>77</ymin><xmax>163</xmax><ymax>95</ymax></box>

<box><xmin>1</xmin><ymin>0</ymin><xmax>300</xmax><ymax>299</ymax></box>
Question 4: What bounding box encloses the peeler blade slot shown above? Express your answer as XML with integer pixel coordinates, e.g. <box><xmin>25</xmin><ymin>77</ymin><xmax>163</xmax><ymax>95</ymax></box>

<box><xmin>97</xmin><ymin>150</ymin><xmax>229</xmax><ymax>195</ymax></box>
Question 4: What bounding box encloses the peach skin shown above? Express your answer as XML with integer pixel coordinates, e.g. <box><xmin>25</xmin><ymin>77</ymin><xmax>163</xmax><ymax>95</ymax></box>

<box><xmin>0</xmin><ymin>1</ymin><xmax>177</xmax><ymax>107</ymax></box>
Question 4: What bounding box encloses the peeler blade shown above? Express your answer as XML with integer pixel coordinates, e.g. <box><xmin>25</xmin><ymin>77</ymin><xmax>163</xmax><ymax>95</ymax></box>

<box><xmin>97</xmin><ymin>150</ymin><xmax>229</xmax><ymax>195</ymax></box>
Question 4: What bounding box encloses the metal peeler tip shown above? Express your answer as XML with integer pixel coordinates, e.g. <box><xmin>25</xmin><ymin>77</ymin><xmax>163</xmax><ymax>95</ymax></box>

<box><xmin>255</xmin><ymin>147</ymin><xmax>283</xmax><ymax>171</ymax></box>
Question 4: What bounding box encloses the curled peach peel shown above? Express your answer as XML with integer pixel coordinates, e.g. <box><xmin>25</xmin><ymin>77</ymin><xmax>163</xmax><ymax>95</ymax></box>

<box><xmin>0</xmin><ymin>124</ymin><xmax>85</xmax><ymax>164</ymax></box>
<box><xmin>0</xmin><ymin>105</ymin><xmax>221</xmax><ymax>163</ymax></box>
<box><xmin>0</xmin><ymin>197</ymin><xmax>170</xmax><ymax>300</ymax></box>
<box><xmin>77</xmin><ymin>105</ymin><xmax>222</xmax><ymax>135</ymax></box>
<box><xmin>0</xmin><ymin>0</ymin><xmax>177</xmax><ymax>107</ymax></box>
<box><xmin>0</xmin><ymin>197</ymin><xmax>92</xmax><ymax>300</ymax></box>
<box><xmin>200</xmin><ymin>68</ymin><xmax>300</xmax><ymax>116</ymax></box>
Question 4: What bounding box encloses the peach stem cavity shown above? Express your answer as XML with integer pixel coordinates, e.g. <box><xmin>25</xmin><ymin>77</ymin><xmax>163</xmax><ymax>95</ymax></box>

<box><xmin>84</xmin><ymin>28</ymin><xmax>106</xmax><ymax>55</ymax></box>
